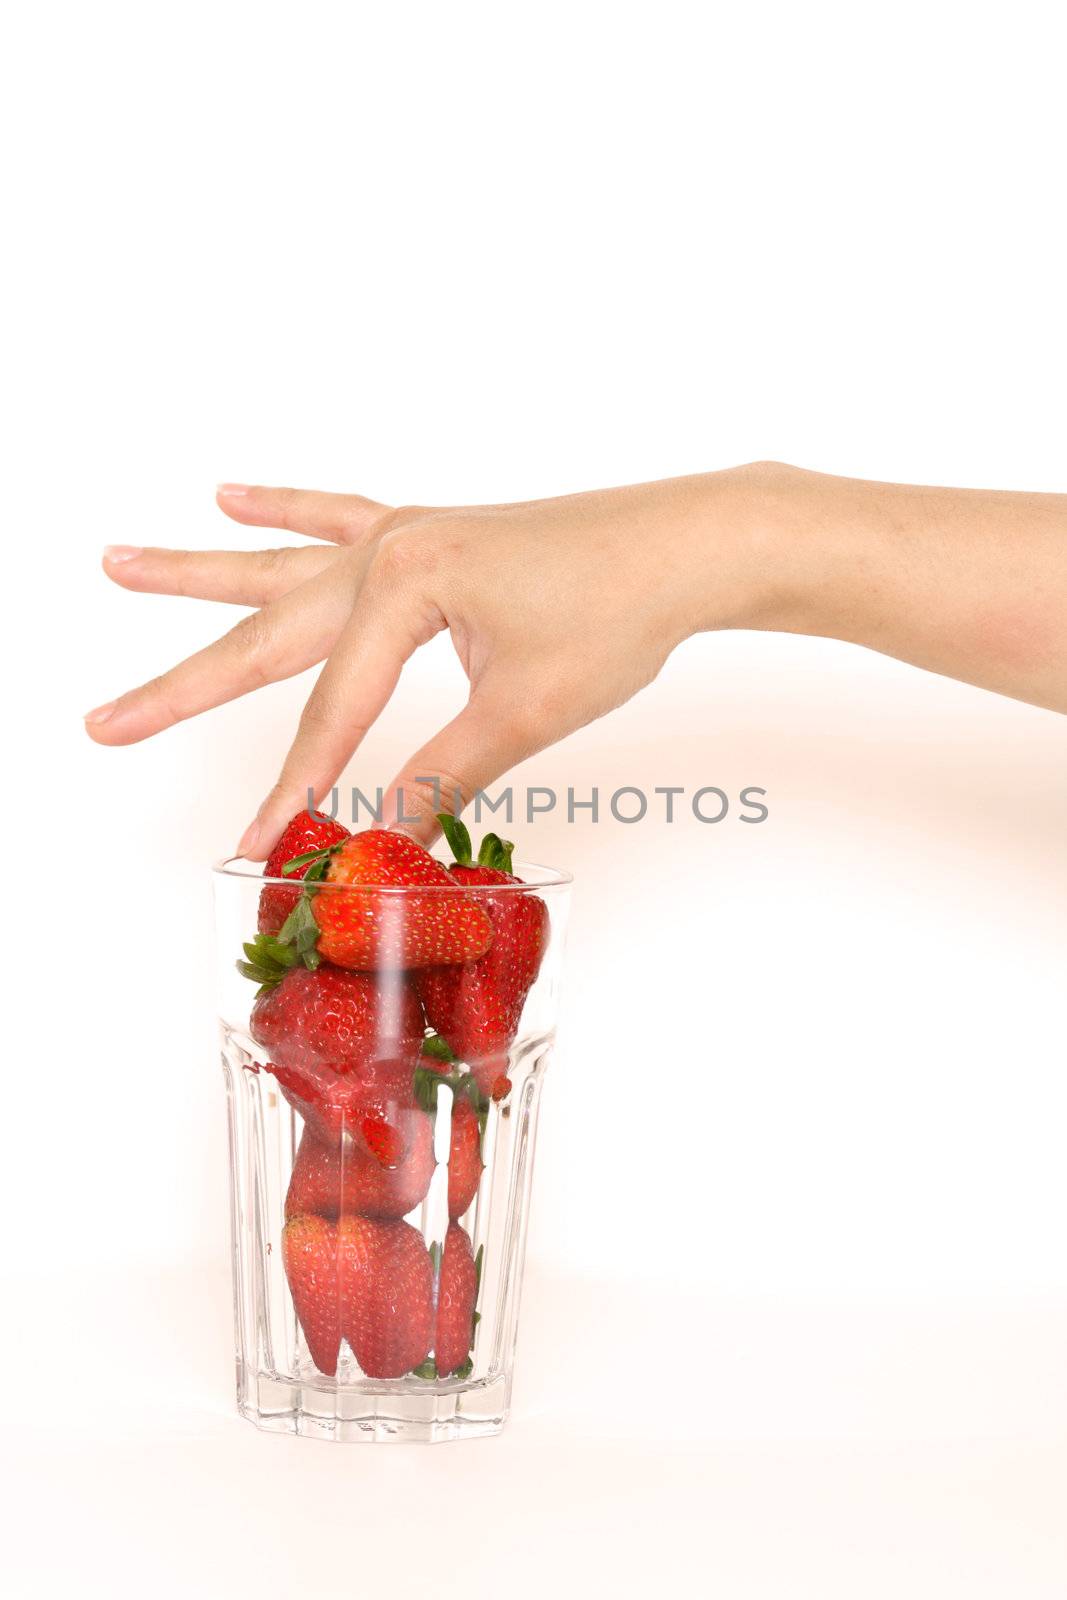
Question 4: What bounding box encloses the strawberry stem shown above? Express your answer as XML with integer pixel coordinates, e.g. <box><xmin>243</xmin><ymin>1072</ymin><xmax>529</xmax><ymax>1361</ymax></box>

<box><xmin>413</xmin><ymin>1061</ymin><xmax>491</xmax><ymax>1118</ymax></box>
<box><xmin>421</xmin><ymin>1033</ymin><xmax>457</xmax><ymax>1063</ymax></box>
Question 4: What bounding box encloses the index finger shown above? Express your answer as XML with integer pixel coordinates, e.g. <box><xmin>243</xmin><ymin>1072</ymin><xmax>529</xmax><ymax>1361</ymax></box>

<box><xmin>242</xmin><ymin>569</ymin><xmax>442</xmax><ymax>857</ymax></box>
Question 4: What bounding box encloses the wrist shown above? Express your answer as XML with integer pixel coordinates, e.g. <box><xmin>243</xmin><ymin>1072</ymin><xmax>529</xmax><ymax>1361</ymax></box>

<box><xmin>688</xmin><ymin>460</ymin><xmax>870</xmax><ymax>641</ymax></box>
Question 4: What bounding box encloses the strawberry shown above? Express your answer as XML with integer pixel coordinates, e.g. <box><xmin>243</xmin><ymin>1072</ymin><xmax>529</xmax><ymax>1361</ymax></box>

<box><xmin>447</xmin><ymin>1092</ymin><xmax>484</xmax><ymax>1220</ymax></box>
<box><xmin>285</xmin><ymin>1114</ymin><xmax>435</xmax><ymax>1222</ymax></box>
<box><xmin>248</xmin><ymin>963</ymin><xmax>424</xmax><ymax>1082</ymax></box>
<box><xmin>243</xmin><ymin>961</ymin><xmax>424</xmax><ymax>1158</ymax></box>
<box><xmin>308</xmin><ymin>829</ymin><xmax>494</xmax><ymax>970</ymax></box>
<box><xmin>281</xmin><ymin>1212</ymin><xmax>344</xmax><ymax>1376</ymax></box>
<box><xmin>416</xmin><ymin>817</ymin><xmax>548</xmax><ymax>1096</ymax></box>
<box><xmin>282</xmin><ymin>1213</ymin><xmax>434</xmax><ymax>1379</ymax></box>
<box><xmin>434</xmin><ymin>1222</ymin><xmax>479</xmax><ymax>1377</ymax></box>
<box><xmin>358</xmin><ymin>1116</ymin><xmax>405</xmax><ymax>1167</ymax></box>
<box><xmin>264</xmin><ymin>1062</ymin><xmax>419</xmax><ymax>1156</ymax></box>
<box><xmin>258</xmin><ymin>809</ymin><xmax>351</xmax><ymax>935</ymax></box>
<box><xmin>343</xmin><ymin>1216</ymin><xmax>435</xmax><ymax>1378</ymax></box>
<box><xmin>413</xmin><ymin>1049</ymin><xmax>486</xmax><ymax>1218</ymax></box>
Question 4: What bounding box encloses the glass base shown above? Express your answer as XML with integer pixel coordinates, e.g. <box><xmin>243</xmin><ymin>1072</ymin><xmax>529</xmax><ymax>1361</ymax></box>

<box><xmin>237</xmin><ymin>1364</ymin><xmax>511</xmax><ymax>1443</ymax></box>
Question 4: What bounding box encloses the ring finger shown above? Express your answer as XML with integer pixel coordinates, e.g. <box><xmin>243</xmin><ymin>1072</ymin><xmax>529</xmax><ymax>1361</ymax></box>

<box><xmin>102</xmin><ymin>543</ymin><xmax>341</xmax><ymax>606</ymax></box>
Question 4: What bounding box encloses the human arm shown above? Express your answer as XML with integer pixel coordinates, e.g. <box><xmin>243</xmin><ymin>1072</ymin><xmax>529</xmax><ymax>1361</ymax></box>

<box><xmin>85</xmin><ymin>463</ymin><xmax>1067</xmax><ymax>855</ymax></box>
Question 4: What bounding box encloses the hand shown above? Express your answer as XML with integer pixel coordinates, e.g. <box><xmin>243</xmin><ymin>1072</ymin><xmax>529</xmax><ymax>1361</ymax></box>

<box><xmin>86</xmin><ymin>468</ymin><xmax>784</xmax><ymax>856</ymax></box>
<box><xmin>87</xmin><ymin>463</ymin><xmax>1066</xmax><ymax>856</ymax></box>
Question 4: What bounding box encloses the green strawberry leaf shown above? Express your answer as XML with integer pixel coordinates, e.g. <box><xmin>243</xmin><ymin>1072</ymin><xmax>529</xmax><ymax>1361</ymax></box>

<box><xmin>477</xmin><ymin>832</ymin><xmax>515</xmax><ymax>873</ymax></box>
<box><xmin>412</xmin><ymin>1066</ymin><xmax>443</xmax><ymax>1113</ymax></box>
<box><xmin>239</xmin><ymin>840</ymin><xmax>333</xmax><ymax>986</ymax></box>
<box><xmin>263</xmin><ymin>880</ymin><xmax>323</xmax><ymax>973</ymax></box>
<box><xmin>245</xmin><ymin>935</ymin><xmax>296</xmax><ymax>968</ymax></box>
<box><xmin>235</xmin><ymin>933</ymin><xmax>303</xmax><ymax>989</ymax></box>
<box><xmin>303</xmin><ymin>853</ymin><xmax>336</xmax><ymax>884</ymax></box>
<box><xmin>280</xmin><ymin>842</ymin><xmax>344</xmax><ymax>875</ymax></box>
<box><xmin>453</xmin><ymin>1356</ymin><xmax>474</xmax><ymax>1379</ymax></box>
<box><xmin>278</xmin><ymin>896</ymin><xmax>317</xmax><ymax>946</ymax></box>
<box><xmin>413</xmin><ymin>1052</ymin><xmax>493</xmax><ymax>1125</ymax></box>
<box><xmin>428</xmin><ymin>1240</ymin><xmax>442</xmax><ymax>1275</ymax></box>
<box><xmin>473</xmin><ymin>1243</ymin><xmax>484</xmax><ymax>1298</ymax></box>
<box><xmin>436</xmin><ymin>811</ymin><xmax>473</xmax><ymax>865</ymax></box>
<box><xmin>411</xmin><ymin>1359</ymin><xmax>438</xmax><ymax>1380</ymax></box>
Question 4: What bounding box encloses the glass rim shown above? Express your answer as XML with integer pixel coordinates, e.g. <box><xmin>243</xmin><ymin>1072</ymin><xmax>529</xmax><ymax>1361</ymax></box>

<box><xmin>211</xmin><ymin>856</ymin><xmax>573</xmax><ymax>893</ymax></box>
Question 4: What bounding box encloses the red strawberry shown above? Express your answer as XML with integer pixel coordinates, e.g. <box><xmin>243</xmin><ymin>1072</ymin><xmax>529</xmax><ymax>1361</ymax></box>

<box><xmin>312</xmin><ymin>829</ymin><xmax>494</xmax><ymax>970</ymax></box>
<box><xmin>258</xmin><ymin>809</ymin><xmax>351</xmax><ymax>935</ymax></box>
<box><xmin>265</xmin><ymin>1061</ymin><xmax>421</xmax><ymax>1161</ymax></box>
<box><xmin>286</xmin><ymin>1115</ymin><xmax>435</xmax><ymax>1222</ymax></box>
<box><xmin>342</xmin><ymin>1216</ymin><xmax>435</xmax><ymax>1378</ymax></box>
<box><xmin>358</xmin><ymin>1116</ymin><xmax>402</xmax><ymax>1167</ymax></box>
<box><xmin>447</xmin><ymin>1093</ymin><xmax>484</xmax><ymax>1220</ymax></box>
<box><xmin>281</xmin><ymin>1212</ymin><xmax>344</xmax><ymax>1376</ymax></box>
<box><xmin>434</xmin><ymin>1222</ymin><xmax>479</xmax><ymax>1376</ymax></box>
<box><xmin>243</xmin><ymin>959</ymin><xmax>424</xmax><ymax>1158</ymax></box>
<box><xmin>282</xmin><ymin>1213</ymin><xmax>435</xmax><ymax>1379</ymax></box>
<box><xmin>250</xmin><ymin>963</ymin><xmax>424</xmax><ymax>1082</ymax></box>
<box><xmin>416</xmin><ymin>819</ymin><xmax>548</xmax><ymax>1096</ymax></box>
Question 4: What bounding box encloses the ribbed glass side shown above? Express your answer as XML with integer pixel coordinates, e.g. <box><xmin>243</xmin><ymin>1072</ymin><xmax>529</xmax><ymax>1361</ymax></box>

<box><xmin>221</xmin><ymin>1026</ymin><xmax>551</xmax><ymax>1442</ymax></box>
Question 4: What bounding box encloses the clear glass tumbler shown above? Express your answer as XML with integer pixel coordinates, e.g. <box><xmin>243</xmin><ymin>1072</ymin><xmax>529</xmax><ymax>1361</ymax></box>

<box><xmin>213</xmin><ymin>853</ymin><xmax>570</xmax><ymax>1442</ymax></box>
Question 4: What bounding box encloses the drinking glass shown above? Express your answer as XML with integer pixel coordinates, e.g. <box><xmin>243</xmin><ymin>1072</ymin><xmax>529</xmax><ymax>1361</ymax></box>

<box><xmin>213</xmin><ymin>855</ymin><xmax>570</xmax><ymax>1442</ymax></box>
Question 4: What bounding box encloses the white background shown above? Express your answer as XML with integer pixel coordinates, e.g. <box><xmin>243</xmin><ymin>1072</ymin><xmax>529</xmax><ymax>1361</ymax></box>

<box><xmin>4</xmin><ymin>1</ymin><xmax>1066</xmax><ymax>1595</ymax></box>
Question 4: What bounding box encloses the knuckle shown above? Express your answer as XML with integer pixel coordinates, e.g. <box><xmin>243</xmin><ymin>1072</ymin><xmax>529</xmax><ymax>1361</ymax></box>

<box><xmin>274</xmin><ymin>488</ymin><xmax>301</xmax><ymax>533</ymax></box>
<box><xmin>227</xmin><ymin>610</ymin><xmax>274</xmax><ymax>674</ymax></box>
<box><xmin>298</xmin><ymin>691</ymin><xmax>352</xmax><ymax>740</ymax></box>
<box><xmin>369</xmin><ymin>504</ymin><xmax>428</xmax><ymax>538</ymax></box>
<box><xmin>388</xmin><ymin>503</ymin><xmax>429</xmax><ymax>528</ymax></box>
<box><xmin>135</xmin><ymin>675</ymin><xmax>182</xmax><ymax>730</ymax></box>
<box><xmin>264</xmin><ymin>777</ymin><xmax>297</xmax><ymax>809</ymax></box>
<box><xmin>372</xmin><ymin>530</ymin><xmax>433</xmax><ymax>585</ymax></box>
<box><xmin>167</xmin><ymin>551</ymin><xmax>197</xmax><ymax>598</ymax></box>
<box><xmin>399</xmin><ymin>768</ymin><xmax>470</xmax><ymax>824</ymax></box>
<box><xmin>256</xmin><ymin>546</ymin><xmax>295</xmax><ymax>584</ymax></box>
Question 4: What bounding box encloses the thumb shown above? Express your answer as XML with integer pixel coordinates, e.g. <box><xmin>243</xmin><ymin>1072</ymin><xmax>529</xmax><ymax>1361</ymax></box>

<box><xmin>381</xmin><ymin>681</ymin><xmax>537</xmax><ymax>845</ymax></box>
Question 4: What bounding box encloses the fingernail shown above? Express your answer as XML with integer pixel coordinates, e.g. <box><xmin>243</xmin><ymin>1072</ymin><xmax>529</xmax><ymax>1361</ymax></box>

<box><xmin>217</xmin><ymin>483</ymin><xmax>249</xmax><ymax>498</ymax></box>
<box><xmin>103</xmin><ymin>545</ymin><xmax>143</xmax><ymax>564</ymax></box>
<box><xmin>84</xmin><ymin>701</ymin><xmax>117</xmax><ymax>726</ymax></box>
<box><xmin>237</xmin><ymin>820</ymin><xmax>261</xmax><ymax>858</ymax></box>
